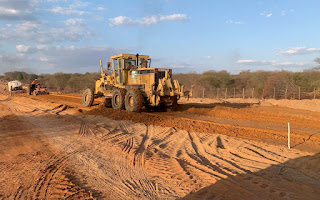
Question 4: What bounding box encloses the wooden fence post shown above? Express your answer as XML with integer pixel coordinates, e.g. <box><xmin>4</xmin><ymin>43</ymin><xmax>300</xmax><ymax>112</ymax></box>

<box><xmin>288</xmin><ymin>122</ymin><xmax>290</xmax><ymax>149</ymax></box>
<box><xmin>285</xmin><ymin>87</ymin><xmax>288</xmax><ymax>99</ymax></box>
<box><xmin>203</xmin><ymin>88</ymin><xmax>205</xmax><ymax>99</ymax></box>
<box><xmin>252</xmin><ymin>88</ymin><xmax>254</xmax><ymax>99</ymax></box>
<box><xmin>273</xmin><ymin>87</ymin><xmax>276</xmax><ymax>99</ymax></box>
<box><xmin>298</xmin><ymin>87</ymin><xmax>301</xmax><ymax>100</ymax></box>
<box><xmin>233</xmin><ymin>88</ymin><xmax>236</xmax><ymax>98</ymax></box>
<box><xmin>314</xmin><ymin>87</ymin><xmax>316</xmax><ymax>99</ymax></box>
<box><xmin>262</xmin><ymin>89</ymin><xmax>265</xmax><ymax>99</ymax></box>
<box><xmin>225</xmin><ymin>88</ymin><xmax>227</xmax><ymax>99</ymax></box>
<box><xmin>242</xmin><ymin>88</ymin><xmax>245</xmax><ymax>99</ymax></box>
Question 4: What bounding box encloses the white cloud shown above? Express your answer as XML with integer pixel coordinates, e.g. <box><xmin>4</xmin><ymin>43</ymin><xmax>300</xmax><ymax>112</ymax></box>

<box><xmin>0</xmin><ymin>0</ymin><xmax>40</xmax><ymax>20</ymax></box>
<box><xmin>141</xmin><ymin>15</ymin><xmax>159</xmax><ymax>25</ymax></box>
<box><xmin>109</xmin><ymin>16</ymin><xmax>138</xmax><ymax>26</ymax></box>
<box><xmin>50</xmin><ymin>0</ymin><xmax>89</xmax><ymax>15</ymax></box>
<box><xmin>64</xmin><ymin>18</ymin><xmax>85</xmax><ymax>25</ymax></box>
<box><xmin>260</xmin><ymin>11</ymin><xmax>272</xmax><ymax>18</ymax></box>
<box><xmin>281</xmin><ymin>10</ymin><xmax>286</xmax><ymax>16</ymax></box>
<box><xmin>237</xmin><ymin>60</ymin><xmax>275</xmax><ymax>65</ymax></box>
<box><xmin>39</xmin><ymin>57</ymin><xmax>48</xmax><ymax>62</ymax></box>
<box><xmin>226</xmin><ymin>20</ymin><xmax>245</xmax><ymax>25</ymax></box>
<box><xmin>69</xmin><ymin>0</ymin><xmax>88</xmax><ymax>9</ymax></box>
<box><xmin>280</xmin><ymin>47</ymin><xmax>320</xmax><ymax>55</ymax></box>
<box><xmin>50</xmin><ymin>6</ymin><xmax>87</xmax><ymax>15</ymax></box>
<box><xmin>0</xmin><ymin>7</ymin><xmax>20</xmax><ymax>15</ymax></box>
<box><xmin>159</xmin><ymin>14</ymin><xmax>188</xmax><ymax>22</ymax></box>
<box><xmin>96</xmin><ymin>6</ymin><xmax>105</xmax><ymax>11</ymax></box>
<box><xmin>109</xmin><ymin>14</ymin><xmax>189</xmax><ymax>26</ymax></box>
<box><xmin>16</xmin><ymin>45</ymin><xmax>30</xmax><ymax>53</ymax></box>
<box><xmin>0</xmin><ymin>20</ymin><xmax>92</xmax><ymax>44</ymax></box>
<box><xmin>236</xmin><ymin>59</ymin><xmax>312</xmax><ymax>69</ymax></box>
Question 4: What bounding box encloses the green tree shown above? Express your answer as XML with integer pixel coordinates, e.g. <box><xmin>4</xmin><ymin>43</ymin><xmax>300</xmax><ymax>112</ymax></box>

<box><xmin>17</xmin><ymin>73</ymin><xmax>24</xmax><ymax>81</ymax></box>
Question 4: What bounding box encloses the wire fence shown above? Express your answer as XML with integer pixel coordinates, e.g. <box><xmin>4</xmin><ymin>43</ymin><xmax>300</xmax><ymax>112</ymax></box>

<box><xmin>189</xmin><ymin>86</ymin><xmax>320</xmax><ymax>100</ymax></box>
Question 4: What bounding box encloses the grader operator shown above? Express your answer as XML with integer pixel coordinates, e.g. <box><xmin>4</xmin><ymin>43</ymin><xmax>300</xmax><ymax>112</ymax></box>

<box><xmin>82</xmin><ymin>54</ymin><xmax>184</xmax><ymax>112</ymax></box>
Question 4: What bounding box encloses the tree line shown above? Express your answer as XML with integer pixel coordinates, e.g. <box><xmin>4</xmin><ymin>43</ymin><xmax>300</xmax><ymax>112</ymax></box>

<box><xmin>1</xmin><ymin>71</ymin><xmax>100</xmax><ymax>94</ymax></box>
<box><xmin>1</xmin><ymin>58</ymin><xmax>320</xmax><ymax>98</ymax></box>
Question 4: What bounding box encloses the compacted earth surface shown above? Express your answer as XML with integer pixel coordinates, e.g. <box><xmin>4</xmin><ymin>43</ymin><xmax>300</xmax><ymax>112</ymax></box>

<box><xmin>0</xmin><ymin>84</ymin><xmax>319</xmax><ymax>199</ymax></box>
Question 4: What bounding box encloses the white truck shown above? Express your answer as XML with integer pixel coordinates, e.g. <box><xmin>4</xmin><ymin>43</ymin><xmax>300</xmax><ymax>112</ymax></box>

<box><xmin>8</xmin><ymin>80</ymin><xmax>22</xmax><ymax>91</ymax></box>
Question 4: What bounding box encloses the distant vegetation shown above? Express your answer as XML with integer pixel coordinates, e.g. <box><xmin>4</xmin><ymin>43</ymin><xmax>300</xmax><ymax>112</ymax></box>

<box><xmin>174</xmin><ymin>68</ymin><xmax>320</xmax><ymax>99</ymax></box>
<box><xmin>1</xmin><ymin>71</ymin><xmax>100</xmax><ymax>94</ymax></box>
<box><xmin>1</xmin><ymin>58</ymin><xmax>320</xmax><ymax>98</ymax></box>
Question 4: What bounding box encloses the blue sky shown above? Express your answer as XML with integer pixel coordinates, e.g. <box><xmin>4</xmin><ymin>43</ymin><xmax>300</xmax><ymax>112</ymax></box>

<box><xmin>0</xmin><ymin>0</ymin><xmax>320</xmax><ymax>75</ymax></box>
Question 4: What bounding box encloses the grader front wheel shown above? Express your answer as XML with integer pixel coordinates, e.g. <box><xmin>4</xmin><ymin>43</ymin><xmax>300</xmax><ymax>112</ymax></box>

<box><xmin>125</xmin><ymin>89</ymin><xmax>144</xmax><ymax>112</ymax></box>
<box><xmin>82</xmin><ymin>88</ymin><xmax>94</xmax><ymax>107</ymax></box>
<box><xmin>112</xmin><ymin>88</ymin><xmax>126</xmax><ymax>110</ymax></box>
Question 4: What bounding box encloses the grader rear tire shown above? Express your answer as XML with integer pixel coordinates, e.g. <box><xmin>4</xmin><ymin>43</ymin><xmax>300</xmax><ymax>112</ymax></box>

<box><xmin>82</xmin><ymin>88</ymin><xmax>94</xmax><ymax>107</ymax></box>
<box><xmin>125</xmin><ymin>89</ymin><xmax>144</xmax><ymax>112</ymax></box>
<box><xmin>112</xmin><ymin>88</ymin><xmax>126</xmax><ymax>110</ymax></box>
<box><xmin>170</xmin><ymin>96</ymin><xmax>178</xmax><ymax>111</ymax></box>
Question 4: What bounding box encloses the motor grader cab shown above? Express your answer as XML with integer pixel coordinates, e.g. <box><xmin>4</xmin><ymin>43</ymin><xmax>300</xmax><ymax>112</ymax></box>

<box><xmin>82</xmin><ymin>54</ymin><xmax>184</xmax><ymax>112</ymax></box>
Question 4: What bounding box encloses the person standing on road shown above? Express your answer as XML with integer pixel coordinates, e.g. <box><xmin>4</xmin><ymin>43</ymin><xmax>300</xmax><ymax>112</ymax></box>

<box><xmin>10</xmin><ymin>85</ymin><xmax>12</xmax><ymax>96</ymax></box>
<box><xmin>31</xmin><ymin>80</ymin><xmax>36</xmax><ymax>91</ymax></box>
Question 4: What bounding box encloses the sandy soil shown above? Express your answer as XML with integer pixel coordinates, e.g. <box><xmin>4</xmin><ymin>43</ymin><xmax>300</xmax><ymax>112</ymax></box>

<box><xmin>0</xmin><ymin>90</ymin><xmax>319</xmax><ymax>199</ymax></box>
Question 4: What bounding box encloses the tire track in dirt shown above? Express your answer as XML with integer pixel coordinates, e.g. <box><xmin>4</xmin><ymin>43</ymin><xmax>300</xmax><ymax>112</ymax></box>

<box><xmin>101</xmin><ymin>121</ymin><xmax>133</xmax><ymax>145</ymax></box>
<box><xmin>81</xmin><ymin>120</ymin><xmax>160</xmax><ymax>199</ymax></box>
<box><xmin>12</xmin><ymin>186</ymin><xmax>27</xmax><ymax>200</ymax></box>
<box><xmin>129</xmin><ymin>125</ymin><xmax>160</xmax><ymax>199</ymax></box>
<box><xmin>133</xmin><ymin>126</ymin><xmax>151</xmax><ymax>167</ymax></box>
<box><xmin>32</xmin><ymin>150</ymin><xmax>80</xmax><ymax>199</ymax></box>
<box><xmin>122</xmin><ymin>137</ymin><xmax>134</xmax><ymax>154</ymax></box>
<box><xmin>46</xmin><ymin>172</ymin><xmax>95</xmax><ymax>200</ymax></box>
<box><xmin>187</xmin><ymin>132</ymin><xmax>233</xmax><ymax>177</ymax></box>
<box><xmin>78</xmin><ymin>121</ymin><xmax>96</xmax><ymax>137</ymax></box>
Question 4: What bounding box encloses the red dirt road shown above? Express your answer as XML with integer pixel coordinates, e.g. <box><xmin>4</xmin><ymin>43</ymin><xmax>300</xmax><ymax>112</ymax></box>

<box><xmin>0</xmin><ymin>91</ymin><xmax>319</xmax><ymax>199</ymax></box>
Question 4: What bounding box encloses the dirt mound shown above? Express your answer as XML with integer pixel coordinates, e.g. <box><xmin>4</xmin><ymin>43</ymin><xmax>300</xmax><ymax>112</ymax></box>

<box><xmin>262</xmin><ymin>99</ymin><xmax>320</xmax><ymax>112</ymax></box>
<box><xmin>183</xmin><ymin>105</ymin><xmax>320</xmax><ymax>128</ymax></box>
<box><xmin>84</xmin><ymin>106</ymin><xmax>320</xmax><ymax>152</ymax></box>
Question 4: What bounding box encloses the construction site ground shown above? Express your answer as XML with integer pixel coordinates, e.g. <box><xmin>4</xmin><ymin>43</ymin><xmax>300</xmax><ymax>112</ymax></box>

<box><xmin>0</xmin><ymin>82</ymin><xmax>319</xmax><ymax>199</ymax></box>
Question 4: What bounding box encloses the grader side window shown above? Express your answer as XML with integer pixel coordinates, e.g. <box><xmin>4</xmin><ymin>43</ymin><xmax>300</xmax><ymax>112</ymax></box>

<box><xmin>119</xmin><ymin>59</ymin><xmax>123</xmax><ymax>84</ymax></box>
<box><xmin>137</xmin><ymin>59</ymin><xmax>149</xmax><ymax>68</ymax></box>
<box><xmin>125</xmin><ymin>59</ymin><xmax>136</xmax><ymax>69</ymax></box>
<box><xmin>113</xmin><ymin>59</ymin><xmax>119</xmax><ymax>75</ymax></box>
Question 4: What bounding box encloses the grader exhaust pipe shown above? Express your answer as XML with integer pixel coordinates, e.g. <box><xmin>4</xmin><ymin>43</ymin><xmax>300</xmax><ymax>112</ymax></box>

<box><xmin>136</xmin><ymin>53</ymin><xmax>139</xmax><ymax>66</ymax></box>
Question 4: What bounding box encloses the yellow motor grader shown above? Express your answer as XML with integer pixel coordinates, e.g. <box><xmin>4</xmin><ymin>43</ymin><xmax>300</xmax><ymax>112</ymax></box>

<box><xmin>82</xmin><ymin>54</ymin><xmax>184</xmax><ymax>112</ymax></box>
